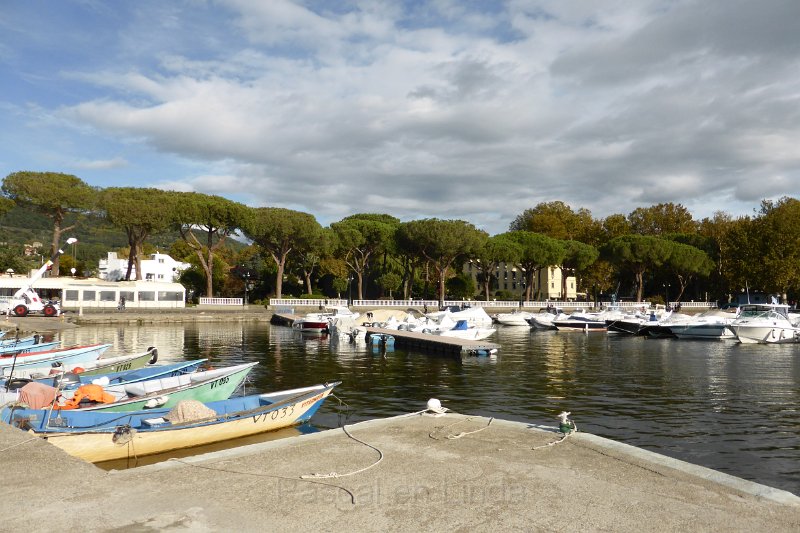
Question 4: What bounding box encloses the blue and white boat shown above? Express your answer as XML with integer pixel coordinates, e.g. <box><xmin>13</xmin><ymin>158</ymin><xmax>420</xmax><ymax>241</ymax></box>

<box><xmin>4</xmin><ymin>381</ymin><xmax>340</xmax><ymax>463</ymax></box>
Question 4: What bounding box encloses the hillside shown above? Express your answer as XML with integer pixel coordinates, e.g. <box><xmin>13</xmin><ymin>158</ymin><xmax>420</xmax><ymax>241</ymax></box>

<box><xmin>0</xmin><ymin>206</ymin><xmax>244</xmax><ymax>267</ymax></box>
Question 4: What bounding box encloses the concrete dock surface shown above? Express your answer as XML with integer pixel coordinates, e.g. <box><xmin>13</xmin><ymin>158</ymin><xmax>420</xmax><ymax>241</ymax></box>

<box><xmin>1</xmin><ymin>411</ymin><xmax>798</xmax><ymax>532</ymax></box>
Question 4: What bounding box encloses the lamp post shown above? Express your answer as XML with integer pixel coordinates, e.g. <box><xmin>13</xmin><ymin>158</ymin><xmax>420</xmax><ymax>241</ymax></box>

<box><xmin>243</xmin><ymin>271</ymin><xmax>250</xmax><ymax>306</ymax></box>
<box><xmin>518</xmin><ymin>267</ymin><xmax>526</xmax><ymax>309</ymax></box>
<box><xmin>70</xmin><ymin>267</ymin><xmax>76</xmax><ymax>277</ymax></box>
<box><xmin>347</xmin><ymin>275</ymin><xmax>353</xmax><ymax>306</ymax></box>
<box><xmin>663</xmin><ymin>283</ymin><xmax>670</xmax><ymax>309</ymax></box>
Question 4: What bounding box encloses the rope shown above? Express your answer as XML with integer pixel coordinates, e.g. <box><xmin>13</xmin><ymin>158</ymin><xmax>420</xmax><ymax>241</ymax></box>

<box><xmin>301</xmin><ymin>425</ymin><xmax>383</xmax><ymax>479</ymax></box>
<box><xmin>0</xmin><ymin>436</ymin><xmax>39</xmax><ymax>452</ymax></box>
<box><xmin>169</xmin><ymin>458</ymin><xmax>356</xmax><ymax>505</ymax></box>
<box><xmin>429</xmin><ymin>416</ymin><xmax>494</xmax><ymax>440</ymax></box>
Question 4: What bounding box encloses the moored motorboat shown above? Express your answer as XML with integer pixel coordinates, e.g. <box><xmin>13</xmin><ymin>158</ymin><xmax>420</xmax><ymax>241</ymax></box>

<box><xmin>730</xmin><ymin>304</ymin><xmax>800</xmax><ymax>344</ymax></box>
<box><xmin>494</xmin><ymin>310</ymin><xmax>533</xmax><ymax>326</ymax></box>
<box><xmin>293</xmin><ymin>306</ymin><xmax>360</xmax><ymax>333</ymax></box>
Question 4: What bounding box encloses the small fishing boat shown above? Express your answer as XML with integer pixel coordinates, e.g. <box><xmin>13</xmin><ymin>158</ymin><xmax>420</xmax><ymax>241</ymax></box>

<box><xmin>0</xmin><ymin>344</ymin><xmax>111</xmax><ymax>378</ymax></box>
<box><xmin>4</xmin><ymin>381</ymin><xmax>340</xmax><ymax>463</ymax></box>
<box><xmin>0</xmin><ymin>338</ymin><xmax>61</xmax><ymax>356</ymax></box>
<box><xmin>53</xmin><ymin>361</ymin><xmax>259</xmax><ymax>412</ymax></box>
<box><xmin>45</xmin><ymin>359</ymin><xmax>207</xmax><ymax>390</ymax></box>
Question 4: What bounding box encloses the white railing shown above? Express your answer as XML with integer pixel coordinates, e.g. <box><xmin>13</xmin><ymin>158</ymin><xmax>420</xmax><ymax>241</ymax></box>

<box><xmin>267</xmin><ymin>298</ymin><xmax>717</xmax><ymax>310</ymax></box>
<box><xmin>199</xmin><ymin>297</ymin><xmax>243</xmax><ymax>306</ymax></box>
<box><xmin>268</xmin><ymin>298</ymin><xmax>348</xmax><ymax>307</ymax></box>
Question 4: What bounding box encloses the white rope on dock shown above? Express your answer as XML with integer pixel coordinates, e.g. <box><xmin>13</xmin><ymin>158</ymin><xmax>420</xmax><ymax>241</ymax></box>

<box><xmin>429</xmin><ymin>416</ymin><xmax>494</xmax><ymax>440</ymax></box>
<box><xmin>0</xmin><ymin>436</ymin><xmax>39</xmax><ymax>452</ymax></box>
<box><xmin>169</xmin><ymin>457</ymin><xmax>358</xmax><ymax>505</ymax></box>
<box><xmin>301</xmin><ymin>424</ymin><xmax>384</xmax><ymax>480</ymax></box>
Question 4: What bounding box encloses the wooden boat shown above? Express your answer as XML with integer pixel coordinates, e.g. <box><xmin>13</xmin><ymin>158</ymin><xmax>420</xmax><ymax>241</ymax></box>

<box><xmin>0</xmin><ymin>339</ymin><xmax>61</xmax><ymax>356</ymax></box>
<box><xmin>53</xmin><ymin>361</ymin><xmax>259</xmax><ymax>412</ymax></box>
<box><xmin>0</xmin><ymin>344</ymin><xmax>111</xmax><ymax>378</ymax></box>
<box><xmin>5</xmin><ymin>382</ymin><xmax>340</xmax><ymax>462</ymax></box>
<box><xmin>45</xmin><ymin>359</ymin><xmax>207</xmax><ymax>389</ymax></box>
<box><xmin>68</xmin><ymin>347</ymin><xmax>160</xmax><ymax>377</ymax></box>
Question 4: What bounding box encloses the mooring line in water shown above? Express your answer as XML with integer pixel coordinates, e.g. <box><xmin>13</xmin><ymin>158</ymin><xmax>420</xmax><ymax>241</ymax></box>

<box><xmin>169</xmin><ymin>457</ymin><xmax>357</xmax><ymax>505</ymax></box>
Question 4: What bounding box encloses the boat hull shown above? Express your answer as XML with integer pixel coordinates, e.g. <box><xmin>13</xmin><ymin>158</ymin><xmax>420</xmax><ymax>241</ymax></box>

<box><xmin>553</xmin><ymin>320</ymin><xmax>607</xmax><ymax>331</ymax></box>
<box><xmin>670</xmin><ymin>324</ymin><xmax>735</xmax><ymax>340</ymax></box>
<box><xmin>731</xmin><ymin>325</ymin><xmax>800</xmax><ymax>344</ymax></box>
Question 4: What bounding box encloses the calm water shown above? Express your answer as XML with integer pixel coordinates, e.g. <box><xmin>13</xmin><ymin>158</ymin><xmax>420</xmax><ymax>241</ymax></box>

<box><xmin>59</xmin><ymin>323</ymin><xmax>800</xmax><ymax>494</ymax></box>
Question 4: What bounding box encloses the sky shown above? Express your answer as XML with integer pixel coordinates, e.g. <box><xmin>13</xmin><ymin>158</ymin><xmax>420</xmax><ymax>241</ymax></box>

<box><xmin>1</xmin><ymin>0</ymin><xmax>799</xmax><ymax>235</ymax></box>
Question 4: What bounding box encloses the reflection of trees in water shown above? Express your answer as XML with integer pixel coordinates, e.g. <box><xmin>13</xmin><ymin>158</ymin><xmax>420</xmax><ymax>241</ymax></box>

<box><xmin>59</xmin><ymin>325</ymin><xmax>187</xmax><ymax>360</ymax></box>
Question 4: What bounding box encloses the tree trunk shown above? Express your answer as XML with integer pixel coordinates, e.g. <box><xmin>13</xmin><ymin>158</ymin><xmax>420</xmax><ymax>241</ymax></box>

<box><xmin>356</xmin><ymin>272</ymin><xmax>363</xmax><ymax>300</ymax></box>
<box><xmin>635</xmin><ymin>270</ymin><xmax>644</xmax><ymax>302</ymax></box>
<box><xmin>437</xmin><ymin>265</ymin><xmax>448</xmax><ymax>307</ymax></box>
<box><xmin>50</xmin><ymin>218</ymin><xmax>63</xmax><ymax>277</ymax></box>
<box><xmin>275</xmin><ymin>260</ymin><xmax>285</xmax><ymax>299</ymax></box>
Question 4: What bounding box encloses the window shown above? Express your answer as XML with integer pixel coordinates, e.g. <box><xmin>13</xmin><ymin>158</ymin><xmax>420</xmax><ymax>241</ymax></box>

<box><xmin>100</xmin><ymin>291</ymin><xmax>116</xmax><ymax>301</ymax></box>
<box><xmin>158</xmin><ymin>258</ymin><xmax>164</xmax><ymax>263</ymax></box>
<box><xmin>65</xmin><ymin>290</ymin><xmax>79</xmax><ymax>301</ymax></box>
<box><xmin>82</xmin><ymin>290</ymin><xmax>96</xmax><ymax>301</ymax></box>
<box><xmin>119</xmin><ymin>291</ymin><xmax>135</xmax><ymax>302</ymax></box>
<box><xmin>139</xmin><ymin>291</ymin><xmax>155</xmax><ymax>301</ymax></box>
<box><xmin>158</xmin><ymin>291</ymin><xmax>183</xmax><ymax>301</ymax></box>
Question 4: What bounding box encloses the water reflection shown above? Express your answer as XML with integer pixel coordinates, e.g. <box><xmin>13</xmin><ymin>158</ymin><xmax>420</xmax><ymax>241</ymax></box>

<box><xmin>54</xmin><ymin>322</ymin><xmax>800</xmax><ymax>494</ymax></box>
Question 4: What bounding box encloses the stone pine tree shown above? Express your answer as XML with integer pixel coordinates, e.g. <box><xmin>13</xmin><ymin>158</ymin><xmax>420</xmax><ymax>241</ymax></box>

<box><xmin>168</xmin><ymin>192</ymin><xmax>250</xmax><ymax>298</ymax></box>
<box><xmin>2</xmin><ymin>171</ymin><xmax>95</xmax><ymax>276</ymax></box>
<box><xmin>398</xmin><ymin>219</ymin><xmax>487</xmax><ymax>307</ymax></box>
<box><xmin>474</xmin><ymin>234</ymin><xmax>522</xmax><ymax>301</ymax></box>
<box><xmin>100</xmin><ymin>187</ymin><xmax>172</xmax><ymax>280</ymax></box>
<box><xmin>601</xmin><ymin>235</ymin><xmax>672</xmax><ymax>302</ymax></box>
<box><xmin>507</xmin><ymin>231</ymin><xmax>565</xmax><ymax>301</ymax></box>
<box><xmin>330</xmin><ymin>214</ymin><xmax>399</xmax><ymax>300</ymax></box>
<box><xmin>242</xmin><ymin>207</ymin><xmax>322</xmax><ymax>300</ymax></box>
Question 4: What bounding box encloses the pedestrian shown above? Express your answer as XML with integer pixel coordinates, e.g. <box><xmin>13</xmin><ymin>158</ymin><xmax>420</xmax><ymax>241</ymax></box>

<box><xmin>117</xmin><ymin>296</ymin><xmax>126</xmax><ymax>311</ymax></box>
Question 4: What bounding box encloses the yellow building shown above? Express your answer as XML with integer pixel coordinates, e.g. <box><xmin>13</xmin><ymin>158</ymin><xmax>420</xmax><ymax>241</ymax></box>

<box><xmin>464</xmin><ymin>261</ymin><xmax>577</xmax><ymax>301</ymax></box>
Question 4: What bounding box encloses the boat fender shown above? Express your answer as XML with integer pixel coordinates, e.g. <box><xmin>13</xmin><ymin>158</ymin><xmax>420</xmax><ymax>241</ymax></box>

<box><xmin>145</xmin><ymin>395</ymin><xmax>169</xmax><ymax>408</ymax></box>
<box><xmin>147</xmin><ymin>347</ymin><xmax>159</xmax><ymax>365</ymax></box>
<box><xmin>33</xmin><ymin>334</ymin><xmax>40</xmax><ymax>345</ymax></box>
<box><xmin>5</xmin><ymin>377</ymin><xmax>32</xmax><ymax>391</ymax></box>
<box><xmin>422</xmin><ymin>328</ymin><xmax>431</xmax><ymax>334</ymax></box>
<box><xmin>362</xmin><ymin>322</ymin><xmax>372</xmax><ymax>327</ymax></box>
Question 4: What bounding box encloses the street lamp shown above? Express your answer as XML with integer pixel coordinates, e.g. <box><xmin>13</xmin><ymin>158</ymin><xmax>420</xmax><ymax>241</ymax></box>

<box><xmin>663</xmin><ymin>283</ymin><xmax>671</xmax><ymax>309</ymax></box>
<box><xmin>243</xmin><ymin>271</ymin><xmax>251</xmax><ymax>306</ymax></box>
<box><xmin>70</xmin><ymin>267</ymin><xmax>76</xmax><ymax>277</ymax></box>
<box><xmin>347</xmin><ymin>275</ymin><xmax>353</xmax><ymax>306</ymax></box>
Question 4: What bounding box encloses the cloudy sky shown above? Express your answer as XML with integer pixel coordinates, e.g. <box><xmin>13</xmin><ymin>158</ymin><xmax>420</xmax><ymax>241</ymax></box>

<box><xmin>2</xmin><ymin>0</ymin><xmax>799</xmax><ymax>234</ymax></box>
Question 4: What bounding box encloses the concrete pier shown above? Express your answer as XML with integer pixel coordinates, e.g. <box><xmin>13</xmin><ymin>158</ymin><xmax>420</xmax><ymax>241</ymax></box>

<box><xmin>1</xmin><ymin>411</ymin><xmax>798</xmax><ymax>531</ymax></box>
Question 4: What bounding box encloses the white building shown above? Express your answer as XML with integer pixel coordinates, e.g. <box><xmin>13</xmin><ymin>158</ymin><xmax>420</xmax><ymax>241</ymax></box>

<box><xmin>98</xmin><ymin>252</ymin><xmax>190</xmax><ymax>283</ymax></box>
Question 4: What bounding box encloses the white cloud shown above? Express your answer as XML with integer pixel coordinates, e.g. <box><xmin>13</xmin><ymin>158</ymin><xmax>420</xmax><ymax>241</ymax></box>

<box><xmin>3</xmin><ymin>1</ymin><xmax>800</xmax><ymax>233</ymax></box>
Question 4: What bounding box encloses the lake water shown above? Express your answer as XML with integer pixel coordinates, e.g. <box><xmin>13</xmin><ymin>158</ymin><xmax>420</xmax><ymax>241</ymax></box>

<box><xmin>59</xmin><ymin>323</ymin><xmax>799</xmax><ymax>495</ymax></box>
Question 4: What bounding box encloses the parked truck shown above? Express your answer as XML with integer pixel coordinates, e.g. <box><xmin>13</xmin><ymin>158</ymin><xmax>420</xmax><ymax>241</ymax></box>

<box><xmin>0</xmin><ymin>237</ymin><xmax>77</xmax><ymax>317</ymax></box>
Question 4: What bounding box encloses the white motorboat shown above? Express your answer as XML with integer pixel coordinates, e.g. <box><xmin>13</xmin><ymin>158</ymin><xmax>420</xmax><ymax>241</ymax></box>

<box><xmin>494</xmin><ymin>310</ymin><xmax>533</xmax><ymax>326</ymax></box>
<box><xmin>293</xmin><ymin>306</ymin><xmax>360</xmax><ymax>333</ymax></box>
<box><xmin>527</xmin><ymin>308</ymin><xmax>567</xmax><ymax>329</ymax></box>
<box><xmin>667</xmin><ymin>308</ymin><xmax>738</xmax><ymax>340</ymax></box>
<box><xmin>730</xmin><ymin>304</ymin><xmax>800</xmax><ymax>344</ymax></box>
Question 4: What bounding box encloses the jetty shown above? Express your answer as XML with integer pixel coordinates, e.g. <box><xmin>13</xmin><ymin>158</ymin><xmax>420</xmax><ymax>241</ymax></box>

<box><xmin>364</xmin><ymin>326</ymin><xmax>499</xmax><ymax>357</ymax></box>
<box><xmin>1</xmin><ymin>410</ymin><xmax>798</xmax><ymax>531</ymax></box>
